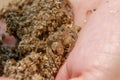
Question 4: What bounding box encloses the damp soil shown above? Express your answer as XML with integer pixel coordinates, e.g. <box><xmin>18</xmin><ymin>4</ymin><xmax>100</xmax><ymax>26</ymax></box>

<box><xmin>0</xmin><ymin>0</ymin><xmax>80</xmax><ymax>80</ymax></box>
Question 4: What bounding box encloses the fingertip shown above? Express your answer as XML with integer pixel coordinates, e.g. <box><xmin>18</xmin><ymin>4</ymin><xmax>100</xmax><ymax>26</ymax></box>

<box><xmin>55</xmin><ymin>63</ymin><xmax>69</xmax><ymax>80</ymax></box>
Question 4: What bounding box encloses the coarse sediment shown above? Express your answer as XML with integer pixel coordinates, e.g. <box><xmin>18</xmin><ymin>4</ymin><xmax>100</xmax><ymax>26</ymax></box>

<box><xmin>0</xmin><ymin>0</ymin><xmax>80</xmax><ymax>80</ymax></box>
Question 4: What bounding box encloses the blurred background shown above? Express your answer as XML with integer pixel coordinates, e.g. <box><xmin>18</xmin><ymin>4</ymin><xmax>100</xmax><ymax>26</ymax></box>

<box><xmin>0</xmin><ymin>0</ymin><xmax>12</xmax><ymax>10</ymax></box>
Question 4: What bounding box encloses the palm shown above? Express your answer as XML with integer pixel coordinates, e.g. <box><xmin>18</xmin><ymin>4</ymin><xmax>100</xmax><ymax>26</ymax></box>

<box><xmin>56</xmin><ymin>0</ymin><xmax>120</xmax><ymax>80</ymax></box>
<box><xmin>1</xmin><ymin>0</ymin><xmax>120</xmax><ymax>80</ymax></box>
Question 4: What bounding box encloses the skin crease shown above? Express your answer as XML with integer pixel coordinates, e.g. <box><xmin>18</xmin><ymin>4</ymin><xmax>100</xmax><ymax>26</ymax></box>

<box><xmin>1</xmin><ymin>0</ymin><xmax>120</xmax><ymax>80</ymax></box>
<box><xmin>56</xmin><ymin>0</ymin><xmax>120</xmax><ymax>80</ymax></box>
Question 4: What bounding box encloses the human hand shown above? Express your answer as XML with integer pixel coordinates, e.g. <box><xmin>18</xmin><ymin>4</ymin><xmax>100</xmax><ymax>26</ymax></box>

<box><xmin>0</xmin><ymin>19</ymin><xmax>15</xmax><ymax>46</ymax></box>
<box><xmin>56</xmin><ymin>0</ymin><xmax>120</xmax><ymax>80</ymax></box>
<box><xmin>1</xmin><ymin>0</ymin><xmax>120</xmax><ymax>80</ymax></box>
<box><xmin>0</xmin><ymin>19</ymin><xmax>15</xmax><ymax>80</ymax></box>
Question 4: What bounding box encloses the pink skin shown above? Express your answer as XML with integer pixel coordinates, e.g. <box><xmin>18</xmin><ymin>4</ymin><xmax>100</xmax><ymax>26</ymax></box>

<box><xmin>56</xmin><ymin>0</ymin><xmax>120</xmax><ymax>80</ymax></box>
<box><xmin>0</xmin><ymin>19</ymin><xmax>15</xmax><ymax>80</ymax></box>
<box><xmin>0</xmin><ymin>19</ymin><xmax>16</xmax><ymax>47</ymax></box>
<box><xmin>1</xmin><ymin>0</ymin><xmax>120</xmax><ymax>80</ymax></box>
<box><xmin>0</xmin><ymin>78</ymin><xmax>13</xmax><ymax>80</ymax></box>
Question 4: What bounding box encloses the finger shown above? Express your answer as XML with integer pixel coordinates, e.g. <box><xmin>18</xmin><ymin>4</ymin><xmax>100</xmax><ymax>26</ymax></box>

<box><xmin>55</xmin><ymin>63</ymin><xmax>69</xmax><ymax>80</ymax></box>
<box><xmin>0</xmin><ymin>19</ymin><xmax>16</xmax><ymax>46</ymax></box>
